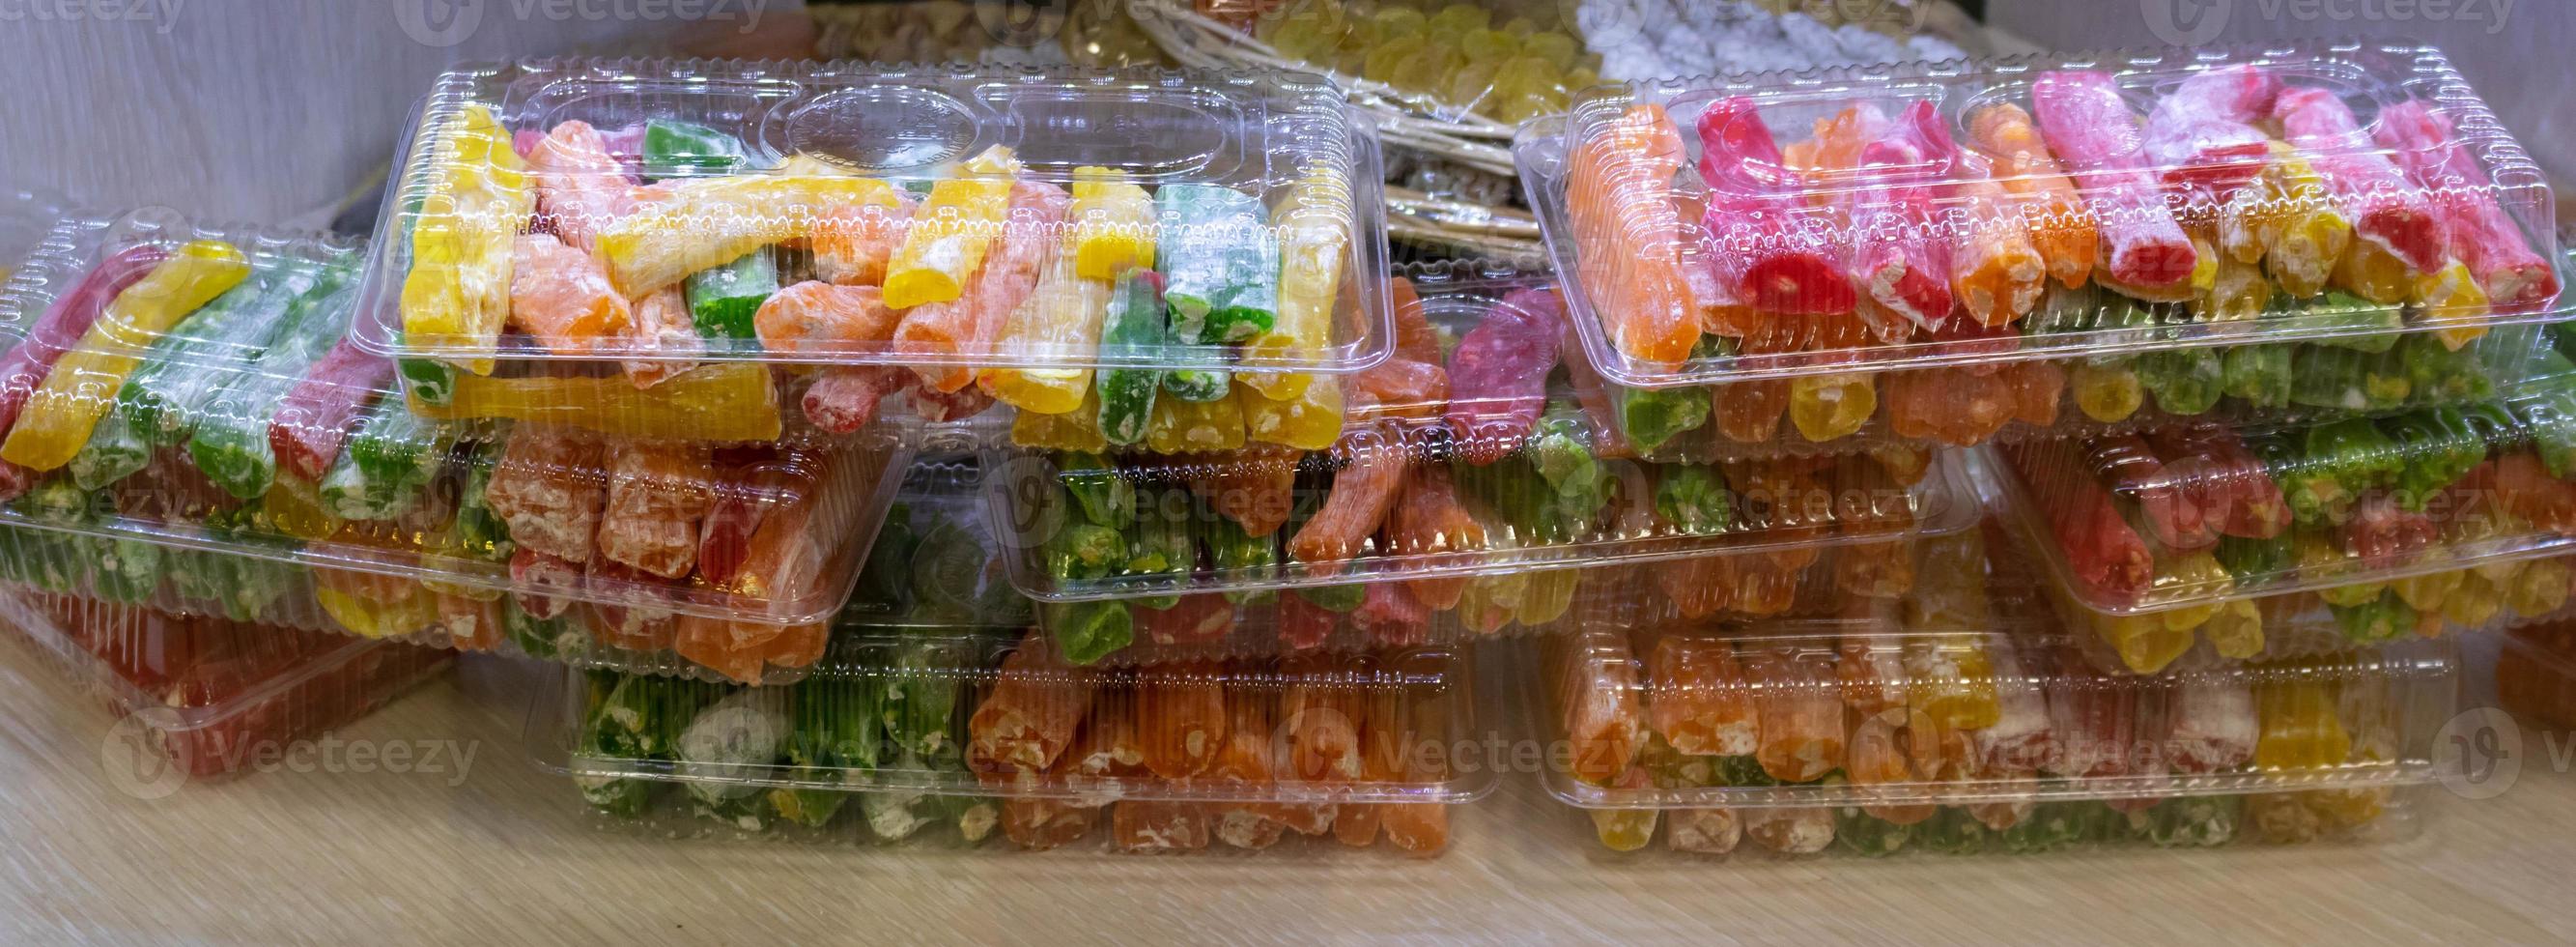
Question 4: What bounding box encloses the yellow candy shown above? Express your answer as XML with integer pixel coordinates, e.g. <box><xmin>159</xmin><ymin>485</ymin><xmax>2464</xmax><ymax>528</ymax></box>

<box><xmin>2260</xmin><ymin>144</ymin><xmax>2352</xmax><ymax>300</ymax></box>
<box><xmin>409</xmin><ymin>361</ymin><xmax>779</xmax><ymax>442</ymax></box>
<box><xmin>2508</xmin><ymin>558</ymin><xmax>2572</xmax><ymax>617</ymax></box>
<box><xmin>2201</xmin><ymin>598</ymin><xmax>2265</xmax><ymax>659</ymax></box>
<box><xmin>1240</xmin><ymin>377</ymin><xmax>1345</xmax><ymax>451</ymax></box>
<box><xmin>882</xmin><ymin>146</ymin><xmax>1021</xmax><ymax>309</ymax></box>
<box><xmin>2247</xmin><ymin>791</ymin><xmax>2324</xmax><ymax>844</ymax></box>
<box><xmin>2304</xmin><ymin>787</ymin><xmax>2388</xmax><ymax>829</ymax></box>
<box><xmin>0</xmin><ymin>240</ymin><xmax>249</xmax><ymax>471</ymax></box>
<box><xmin>2391</xmin><ymin>566</ymin><xmax>2463</xmax><ymax>613</ymax></box>
<box><xmin>1068</xmin><ymin>166</ymin><xmax>1154</xmax><ymax>281</ymax></box>
<box><xmin>981</xmin><ymin>249</ymin><xmax>1112</xmax><ymax>415</ymax></box>
<box><xmin>401</xmin><ymin>103</ymin><xmax>529</xmax><ymax>376</ymax></box>
<box><xmin>315</xmin><ymin>581</ymin><xmax>439</xmax><ymax>640</ymax></box>
<box><xmin>1514</xmin><ymin>568</ymin><xmax>1579</xmax><ymax>626</ymax></box>
<box><xmin>1905</xmin><ymin>640</ymin><xmax>2000</xmax><ymax>732</ymax></box>
<box><xmin>1011</xmin><ymin>387</ymin><xmax>1110</xmax><ymax>451</ymax></box>
<box><xmin>1146</xmin><ymin>390</ymin><xmax>1246</xmax><ymax>454</ymax></box>
<box><xmin>1590</xmin><ymin>808</ymin><xmax>1657</xmax><ymax>851</ymax></box>
<box><xmin>2253</xmin><ymin>679</ymin><xmax>2351</xmax><ymax>771</ymax></box>
<box><xmin>2197</xmin><ymin>247</ymin><xmax>2271</xmax><ymax>322</ymax></box>
<box><xmin>2412</xmin><ymin>259</ymin><xmax>2491</xmax><ymax>349</ymax></box>
<box><xmin>2442</xmin><ymin>569</ymin><xmax>2504</xmax><ymax>628</ymax></box>
<box><xmin>1244</xmin><ymin>170</ymin><xmax>1351</xmax><ymax>402</ymax></box>
<box><xmin>2098</xmin><ymin>613</ymin><xmax>2194</xmax><ymax>674</ymax></box>
<box><xmin>599</xmin><ymin>157</ymin><xmax>901</xmax><ymax>299</ymax></box>
<box><xmin>259</xmin><ymin>474</ymin><xmax>342</xmax><ymax>542</ymax></box>
<box><xmin>2069</xmin><ymin>362</ymin><xmax>2142</xmax><ymax>423</ymax></box>
<box><xmin>2331</xmin><ymin>238</ymin><xmax>2413</xmax><ymax>305</ymax></box>
<box><xmin>1786</xmin><ymin>373</ymin><xmax>1875</xmax><ymax>443</ymax></box>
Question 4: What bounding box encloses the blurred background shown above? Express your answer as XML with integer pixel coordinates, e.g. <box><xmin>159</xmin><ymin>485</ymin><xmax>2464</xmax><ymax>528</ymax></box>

<box><xmin>1</xmin><ymin>1</ymin><xmax>2566</xmax><ymax>232</ymax></box>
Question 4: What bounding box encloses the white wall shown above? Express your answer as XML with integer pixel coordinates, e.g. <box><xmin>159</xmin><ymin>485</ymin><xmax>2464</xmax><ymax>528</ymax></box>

<box><xmin>0</xmin><ymin>0</ymin><xmax>811</xmax><ymax>230</ymax></box>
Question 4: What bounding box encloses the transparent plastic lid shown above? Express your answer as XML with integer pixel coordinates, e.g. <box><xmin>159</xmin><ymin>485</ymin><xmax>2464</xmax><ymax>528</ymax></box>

<box><xmin>837</xmin><ymin>454</ymin><xmax>1033</xmax><ymax>633</ymax></box>
<box><xmin>1985</xmin><ymin>510</ymin><xmax>2573</xmax><ymax>676</ymax></box>
<box><xmin>1516</xmin><ymin>41</ymin><xmax>2566</xmax><ymax>390</ymax></box>
<box><xmin>352</xmin><ymin>58</ymin><xmax>1397</xmax><ymax>418</ymax></box>
<box><xmin>0</xmin><ymin>213</ymin><xmax>918</xmax><ymax>646</ymax></box>
<box><xmin>1989</xmin><ymin>397</ymin><xmax>2576</xmax><ymax>617</ymax></box>
<box><xmin>1537</xmin><ymin>623</ymin><xmax>2454</xmax><ymax>822</ymax></box>
<box><xmin>2499</xmin><ymin>617</ymin><xmax>2576</xmax><ymax>733</ymax></box>
<box><xmin>1564</xmin><ymin>293</ymin><xmax>2557</xmax><ymax>462</ymax></box>
<box><xmin>538</xmin><ymin>628</ymin><xmax>1485</xmax><ymax>851</ymax></box>
<box><xmin>988</xmin><ymin>263</ymin><xmax>1978</xmax><ymax>605</ymax></box>
<box><xmin>0</xmin><ymin>588</ymin><xmax>451</xmax><ymax>779</ymax></box>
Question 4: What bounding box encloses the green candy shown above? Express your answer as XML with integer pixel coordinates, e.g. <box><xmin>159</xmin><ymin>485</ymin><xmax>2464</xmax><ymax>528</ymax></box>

<box><xmin>1653</xmin><ymin>464</ymin><xmax>1731</xmax><ymax>536</ymax></box>
<box><xmin>642</xmin><ymin>118</ymin><xmax>749</xmax><ymax>178</ymax></box>
<box><xmin>2214</xmin><ymin>532</ymin><xmax>2292</xmax><ymax>584</ymax></box>
<box><xmin>1162</xmin><ymin>368</ymin><xmax>1231</xmax><ymax>402</ymax></box>
<box><xmin>1205</xmin><ymin>510</ymin><xmax>1280</xmax><ymax>604</ymax></box>
<box><xmin>2301</xmin><ymin>292</ymin><xmax>2403</xmax><ymax>353</ymax></box>
<box><xmin>122</xmin><ymin>260</ymin><xmax>316</xmax><ymax>447</ymax></box>
<box><xmin>452</xmin><ymin>437</ymin><xmax>514</xmax><ymax>562</ymax></box>
<box><xmin>186</xmin><ymin>262</ymin><xmax>361</xmax><ymax>500</ymax></box>
<box><xmin>684</xmin><ymin>248</ymin><xmax>775</xmax><ymax>343</ymax></box>
<box><xmin>2397</xmin><ymin>334</ymin><xmax>2493</xmax><ymax>405</ymax></box>
<box><xmin>2143</xmin><ymin>794</ymin><xmax>2242</xmax><ymax>847</ymax></box>
<box><xmin>2330</xmin><ymin>588</ymin><xmax>2415</xmax><ymax>644</ymax></box>
<box><xmin>2380</xmin><ymin>407</ymin><xmax>2486</xmax><ymax>511</ymax></box>
<box><xmin>1155</xmin><ymin>184</ymin><xmax>1276</xmax><ymax>343</ymax></box>
<box><xmin>1094</xmin><ymin>270</ymin><xmax>1166</xmax><ymax>445</ymax></box>
<box><xmin>89</xmin><ymin>536</ymin><xmax>165</xmax><ymax>604</ymax></box>
<box><xmin>1042</xmin><ymin>599</ymin><xmax>1134</xmax><ymax>667</ymax></box>
<box><xmin>2137</xmin><ymin>347</ymin><xmax>2224</xmax><ymax>416</ymax></box>
<box><xmin>1058</xmin><ymin>452</ymin><xmax>1136</xmax><ymax>529</ymax></box>
<box><xmin>2220</xmin><ymin>344</ymin><xmax>2294</xmax><ymax>410</ymax></box>
<box><xmin>1611</xmin><ymin>384</ymin><xmax>1708</xmax><ymax>455</ymax></box>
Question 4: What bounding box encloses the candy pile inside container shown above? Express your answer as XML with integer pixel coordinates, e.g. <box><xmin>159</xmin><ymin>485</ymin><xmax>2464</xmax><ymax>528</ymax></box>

<box><xmin>356</xmin><ymin>59</ymin><xmax>1396</xmax><ymax>440</ymax></box>
<box><xmin>549</xmin><ymin>630</ymin><xmax>1483</xmax><ymax>855</ymax></box>
<box><xmin>1540</xmin><ymin>621</ymin><xmax>2451</xmax><ymax>858</ymax></box>
<box><xmin>990</xmin><ymin>263</ymin><xmax>1978</xmax><ymax>634</ymax></box>
<box><xmin>0</xmin><ymin>211</ymin><xmax>916</xmax><ymax>684</ymax></box>
<box><xmin>0</xmin><ymin>588</ymin><xmax>450</xmax><ymax>781</ymax></box>
<box><xmin>1519</xmin><ymin>42</ymin><xmax>2563</xmax><ymax>405</ymax></box>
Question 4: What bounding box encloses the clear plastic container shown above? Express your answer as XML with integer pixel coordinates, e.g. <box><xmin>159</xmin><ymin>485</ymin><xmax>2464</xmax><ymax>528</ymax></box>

<box><xmin>1987</xmin><ymin>510</ymin><xmax>2576</xmax><ymax>676</ymax></box>
<box><xmin>1514</xmin><ymin>41</ymin><xmax>2566</xmax><ymax>392</ymax></box>
<box><xmin>1988</xmin><ymin>396</ymin><xmax>2576</xmax><ymax>617</ymax></box>
<box><xmin>0</xmin><ymin>588</ymin><xmax>452</xmax><ymax>781</ymax></box>
<box><xmin>1534</xmin><ymin>622</ymin><xmax>2454</xmax><ymax>858</ymax></box>
<box><xmin>351</xmin><ymin>58</ymin><xmax>1397</xmax><ymax>436</ymax></box>
<box><xmin>2498</xmin><ymin>617</ymin><xmax>2576</xmax><ymax>732</ymax></box>
<box><xmin>0</xmin><ymin>213</ymin><xmax>919</xmax><ymax>659</ymax></box>
<box><xmin>836</xmin><ymin>454</ymin><xmax>1034</xmax><ymax>633</ymax></box>
<box><xmin>1563</xmin><ymin>285</ymin><xmax>2558</xmax><ymax>461</ymax></box>
<box><xmin>532</xmin><ymin>628</ymin><xmax>1485</xmax><ymax>854</ymax></box>
<box><xmin>988</xmin><ymin>261</ymin><xmax>1978</xmax><ymax>605</ymax></box>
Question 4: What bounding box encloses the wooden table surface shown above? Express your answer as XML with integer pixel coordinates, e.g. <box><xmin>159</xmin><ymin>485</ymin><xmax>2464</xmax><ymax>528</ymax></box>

<box><xmin>0</xmin><ymin>643</ymin><xmax>2569</xmax><ymax>946</ymax></box>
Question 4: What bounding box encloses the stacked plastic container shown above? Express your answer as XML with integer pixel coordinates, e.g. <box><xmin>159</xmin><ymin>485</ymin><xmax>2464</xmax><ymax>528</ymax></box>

<box><xmin>310</xmin><ymin>57</ymin><xmax>1519</xmax><ymax>854</ymax></box>
<box><xmin>1511</xmin><ymin>39</ymin><xmax>2567</xmax><ymax>857</ymax></box>
<box><xmin>4</xmin><ymin>38</ymin><xmax>2571</xmax><ymax>865</ymax></box>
